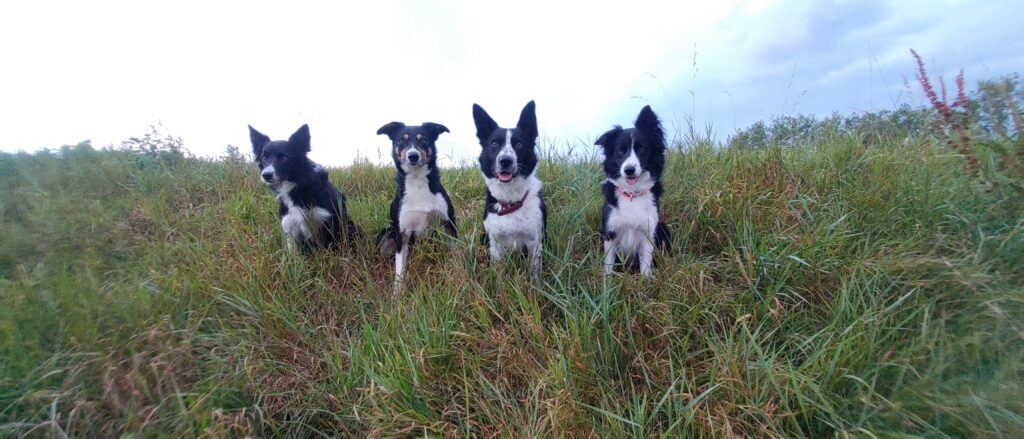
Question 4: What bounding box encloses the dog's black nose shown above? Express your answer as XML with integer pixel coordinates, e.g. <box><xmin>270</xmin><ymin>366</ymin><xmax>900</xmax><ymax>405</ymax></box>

<box><xmin>408</xmin><ymin>152</ymin><xmax>420</xmax><ymax>163</ymax></box>
<box><xmin>499</xmin><ymin>157</ymin><xmax>513</xmax><ymax>169</ymax></box>
<box><xmin>261</xmin><ymin>172</ymin><xmax>273</xmax><ymax>182</ymax></box>
<box><xmin>624</xmin><ymin>166</ymin><xmax>637</xmax><ymax>176</ymax></box>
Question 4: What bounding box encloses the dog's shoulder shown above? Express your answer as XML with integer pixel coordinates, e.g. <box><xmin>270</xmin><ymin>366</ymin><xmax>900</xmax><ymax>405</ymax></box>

<box><xmin>601</xmin><ymin>180</ymin><xmax>618</xmax><ymax>207</ymax></box>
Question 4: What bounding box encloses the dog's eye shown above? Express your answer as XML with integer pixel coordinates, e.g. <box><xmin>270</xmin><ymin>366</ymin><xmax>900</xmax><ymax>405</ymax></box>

<box><xmin>277</xmin><ymin>153</ymin><xmax>288</xmax><ymax>161</ymax></box>
<box><xmin>515</xmin><ymin>142</ymin><xmax>523</xmax><ymax>149</ymax></box>
<box><xmin>398</xmin><ymin>139</ymin><xmax>406</xmax><ymax>145</ymax></box>
<box><xmin>418</xmin><ymin>138</ymin><xmax>427</xmax><ymax>146</ymax></box>
<box><xmin>491</xmin><ymin>141</ymin><xmax>499</xmax><ymax>148</ymax></box>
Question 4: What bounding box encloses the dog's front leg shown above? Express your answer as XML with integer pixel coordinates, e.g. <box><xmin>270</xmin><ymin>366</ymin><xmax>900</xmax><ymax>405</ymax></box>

<box><xmin>488</xmin><ymin>235</ymin><xmax>505</xmax><ymax>263</ymax></box>
<box><xmin>528</xmin><ymin>237</ymin><xmax>543</xmax><ymax>282</ymax></box>
<box><xmin>284</xmin><ymin>231</ymin><xmax>302</xmax><ymax>253</ymax></box>
<box><xmin>639</xmin><ymin>237</ymin><xmax>655</xmax><ymax>278</ymax></box>
<box><xmin>394</xmin><ymin>234</ymin><xmax>410</xmax><ymax>293</ymax></box>
<box><xmin>603</xmin><ymin>240</ymin><xmax>617</xmax><ymax>276</ymax></box>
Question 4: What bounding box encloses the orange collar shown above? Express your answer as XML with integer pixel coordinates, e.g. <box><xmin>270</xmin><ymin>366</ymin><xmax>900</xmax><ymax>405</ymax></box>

<box><xmin>616</xmin><ymin>186</ymin><xmax>647</xmax><ymax>201</ymax></box>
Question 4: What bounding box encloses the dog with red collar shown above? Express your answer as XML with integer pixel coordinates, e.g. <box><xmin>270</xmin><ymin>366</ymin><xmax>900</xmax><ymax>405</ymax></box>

<box><xmin>595</xmin><ymin>106</ymin><xmax>672</xmax><ymax>277</ymax></box>
<box><xmin>472</xmin><ymin>101</ymin><xmax>547</xmax><ymax>280</ymax></box>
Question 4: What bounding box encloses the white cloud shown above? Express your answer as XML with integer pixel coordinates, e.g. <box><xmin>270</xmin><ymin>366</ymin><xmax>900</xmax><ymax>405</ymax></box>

<box><xmin>0</xmin><ymin>0</ymin><xmax>1018</xmax><ymax>165</ymax></box>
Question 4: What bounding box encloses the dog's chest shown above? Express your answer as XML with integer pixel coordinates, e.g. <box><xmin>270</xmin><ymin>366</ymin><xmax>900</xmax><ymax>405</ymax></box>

<box><xmin>607</xmin><ymin>193</ymin><xmax>658</xmax><ymax>249</ymax></box>
<box><xmin>276</xmin><ymin>182</ymin><xmax>331</xmax><ymax>242</ymax></box>
<box><xmin>484</xmin><ymin>177</ymin><xmax>544</xmax><ymax>244</ymax></box>
<box><xmin>398</xmin><ymin>175</ymin><xmax>448</xmax><ymax>235</ymax></box>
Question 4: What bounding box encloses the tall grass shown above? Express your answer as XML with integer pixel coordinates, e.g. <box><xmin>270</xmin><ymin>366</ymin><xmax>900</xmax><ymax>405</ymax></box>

<box><xmin>1</xmin><ymin>131</ymin><xmax>1021</xmax><ymax>437</ymax></box>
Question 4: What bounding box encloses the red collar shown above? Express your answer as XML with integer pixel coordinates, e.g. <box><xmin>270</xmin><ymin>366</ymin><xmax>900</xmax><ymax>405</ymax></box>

<box><xmin>616</xmin><ymin>186</ymin><xmax>648</xmax><ymax>201</ymax></box>
<box><xmin>495</xmin><ymin>190</ymin><xmax>529</xmax><ymax>216</ymax></box>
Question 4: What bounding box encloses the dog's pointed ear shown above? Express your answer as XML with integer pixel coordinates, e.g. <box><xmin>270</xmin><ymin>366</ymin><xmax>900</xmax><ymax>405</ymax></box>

<box><xmin>421</xmin><ymin>122</ymin><xmax>450</xmax><ymax>140</ymax></box>
<box><xmin>472</xmin><ymin>104</ymin><xmax>498</xmax><ymax>144</ymax></box>
<box><xmin>376</xmin><ymin>122</ymin><xmax>405</xmax><ymax>139</ymax></box>
<box><xmin>516</xmin><ymin>100</ymin><xmax>537</xmax><ymax>140</ymax></box>
<box><xmin>289</xmin><ymin>124</ymin><xmax>311</xmax><ymax>153</ymax></box>
<box><xmin>635</xmin><ymin>105</ymin><xmax>665</xmax><ymax>148</ymax></box>
<box><xmin>595</xmin><ymin>126</ymin><xmax>622</xmax><ymax>155</ymax></box>
<box><xmin>249</xmin><ymin>125</ymin><xmax>270</xmax><ymax>158</ymax></box>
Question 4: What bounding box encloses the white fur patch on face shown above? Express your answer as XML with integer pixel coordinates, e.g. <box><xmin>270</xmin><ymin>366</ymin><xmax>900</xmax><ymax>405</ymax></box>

<box><xmin>495</xmin><ymin>129</ymin><xmax>517</xmax><ymax>178</ymax></box>
<box><xmin>260</xmin><ymin>164</ymin><xmax>277</xmax><ymax>185</ymax></box>
<box><xmin>621</xmin><ymin>149</ymin><xmax>641</xmax><ymax>178</ymax></box>
<box><xmin>612</xmin><ymin>135</ymin><xmax>653</xmax><ymax>192</ymax></box>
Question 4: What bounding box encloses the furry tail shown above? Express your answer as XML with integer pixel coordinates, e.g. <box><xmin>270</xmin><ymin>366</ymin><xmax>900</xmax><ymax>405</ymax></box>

<box><xmin>375</xmin><ymin>226</ymin><xmax>397</xmax><ymax>256</ymax></box>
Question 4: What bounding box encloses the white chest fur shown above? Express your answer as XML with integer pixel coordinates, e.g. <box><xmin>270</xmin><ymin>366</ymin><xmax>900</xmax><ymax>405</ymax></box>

<box><xmin>275</xmin><ymin>181</ymin><xmax>331</xmax><ymax>245</ymax></box>
<box><xmin>606</xmin><ymin>191</ymin><xmax>658</xmax><ymax>252</ymax></box>
<box><xmin>398</xmin><ymin>169</ymin><xmax>449</xmax><ymax>236</ymax></box>
<box><xmin>483</xmin><ymin>174</ymin><xmax>544</xmax><ymax>247</ymax></box>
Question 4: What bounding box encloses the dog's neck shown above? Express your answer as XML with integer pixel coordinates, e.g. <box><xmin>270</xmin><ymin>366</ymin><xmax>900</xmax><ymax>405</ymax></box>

<box><xmin>401</xmin><ymin>163</ymin><xmax>432</xmax><ymax>181</ymax></box>
<box><xmin>486</xmin><ymin>171</ymin><xmax>541</xmax><ymax>203</ymax></box>
<box><xmin>607</xmin><ymin>177</ymin><xmax>655</xmax><ymax>198</ymax></box>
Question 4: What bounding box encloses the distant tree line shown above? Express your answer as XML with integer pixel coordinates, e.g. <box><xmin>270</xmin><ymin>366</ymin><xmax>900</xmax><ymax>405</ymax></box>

<box><xmin>728</xmin><ymin>73</ymin><xmax>1023</xmax><ymax>150</ymax></box>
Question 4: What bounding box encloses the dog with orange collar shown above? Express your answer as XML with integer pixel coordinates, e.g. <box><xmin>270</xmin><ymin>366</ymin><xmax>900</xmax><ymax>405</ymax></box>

<box><xmin>595</xmin><ymin>106</ymin><xmax>672</xmax><ymax>277</ymax></box>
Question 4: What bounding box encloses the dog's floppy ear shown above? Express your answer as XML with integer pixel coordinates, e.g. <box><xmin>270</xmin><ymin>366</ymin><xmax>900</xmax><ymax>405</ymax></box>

<box><xmin>421</xmin><ymin>122</ymin><xmax>450</xmax><ymax>140</ymax></box>
<box><xmin>516</xmin><ymin>100</ymin><xmax>538</xmax><ymax>141</ymax></box>
<box><xmin>634</xmin><ymin>105</ymin><xmax>665</xmax><ymax>149</ymax></box>
<box><xmin>472</xmin><ymin>104</ymin><xmax>499</xmax><ymax>144</ymax></box>
<box><xmin>289</xmin><ymin>124</ymin><xmax>311</xmax><ymax>153</ymax></box>
<box><xmin>249</xmin><ymin>125</ymin><xmax>270</xmax><ymax>158</ymax></box>
<box><xmin>376</xmin><ymin>122</ymin><xmax>405</xmax><ymax>139</ymax></box>
<box><xmin>595</xmin><ymin>125</ymin><xmax>622</xmax><ymax>154</ymax></box>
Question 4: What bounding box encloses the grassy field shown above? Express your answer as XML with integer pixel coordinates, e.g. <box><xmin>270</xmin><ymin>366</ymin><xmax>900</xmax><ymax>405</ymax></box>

<box><xmin>1</xmin><ymin>132</ymin><xmax>1021</xmax><ymax>437</ymax></box>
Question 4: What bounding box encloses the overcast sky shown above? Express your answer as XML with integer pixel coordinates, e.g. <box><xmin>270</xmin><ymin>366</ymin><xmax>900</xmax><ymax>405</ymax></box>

<box><xmin>1</xmin><ymin>0</ymin><xmax>1020</xmax><ymax>166</ymax></box>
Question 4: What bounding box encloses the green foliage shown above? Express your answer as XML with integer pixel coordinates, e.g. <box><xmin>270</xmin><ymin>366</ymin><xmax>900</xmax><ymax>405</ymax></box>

<box><xmin>972</xmin><ymin>73</ymin><xmax>1023</xmax><ymax>139</ymax></box>
<box><xmin>728</xmin><ymin>106</ymin><xmax>934</xmax><ymax>150</ymax></box>
<box><xmin>0</xmin><ymin>127</ymin><xmax>1021</xmax><ymax>437</ymax></box>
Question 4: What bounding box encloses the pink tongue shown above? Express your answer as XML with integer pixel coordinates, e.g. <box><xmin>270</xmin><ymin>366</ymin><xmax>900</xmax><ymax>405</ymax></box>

<box><xmin>498</xmin><ymin>173</ymin><xmax>513</xmax><ymax>182</ymax></box>
<box><xmin>626</xmin><ymin>176</ymin><xmax>639</xmax><ymax>185</ymax></box>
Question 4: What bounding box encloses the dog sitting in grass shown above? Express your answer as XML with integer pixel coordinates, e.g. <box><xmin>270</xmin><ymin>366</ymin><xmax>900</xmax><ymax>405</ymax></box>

<box><xmin>472</xmin><ymin>101</ymin><xmax>547</xmax><ymax>281</ymax></box>
<box><xmin>595</xmin><ymin>106</ymin><xmax>671</xmax><ymax>277</ymax></box>
<box><xmin>374</xmin><ymin>122</ymin><xmax>457</xmax><ymax>291</ymax></box>
<box><xmin>249</xmin><ymin>124</ymin><xmax>357</xmax><ymax>252</ymax></box>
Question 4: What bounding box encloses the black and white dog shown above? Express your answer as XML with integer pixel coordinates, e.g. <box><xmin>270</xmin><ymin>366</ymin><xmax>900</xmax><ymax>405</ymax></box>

<box><xmin>472</xmin><ymin>101</ymin><xmax>547</xmax><ymax>279</ymax></box>
<box><xmin>375</xmin><ymin>122</ymin><xmax>457</xmax><ymax>290</ymax></box>
<box><xmin>595</xmin><ymin>106</ymin><xmax>671</xmax><ymax>277</ymax></box>
<box><xmin>249</xmin><ymin>124</ymin><xmax>356</xmax><ymax>251</ymax></box>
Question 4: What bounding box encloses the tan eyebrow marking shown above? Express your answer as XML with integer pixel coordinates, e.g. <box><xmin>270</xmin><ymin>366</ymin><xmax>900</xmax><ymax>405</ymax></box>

<box><xmin>402</xmin><ymin>134</ymin><xmax>409</xmax><ymax>140</ymax></box>
<box><xmin>416</xmin><ymin>134</ymin><xmax>423</xmax><ymax>140</ymax></box>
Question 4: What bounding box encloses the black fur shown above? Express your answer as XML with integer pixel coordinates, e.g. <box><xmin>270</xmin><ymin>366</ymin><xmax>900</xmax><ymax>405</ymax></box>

<box><xmin>249</xmin><ymin>124</ymin><xmax>356</xmax><ymax>251</ymax></box>
<box><xmin>472</xmin><ymin>101</ymin><xmax>548</xmax><ymax>258</ymax></box>
<box><xmin>596</xmin><ymin>106</ymin><xmax>672</xmax><ymax>272</ymax></box>
<box><xmin>473</xmin><ymin>101</ymin><xmax>540</xmax><ymax>182</ymax></box>
<box><xmin>374</xmin><ymin>122</ymin><xmax>457</xmax><ymax>255</ymax></box>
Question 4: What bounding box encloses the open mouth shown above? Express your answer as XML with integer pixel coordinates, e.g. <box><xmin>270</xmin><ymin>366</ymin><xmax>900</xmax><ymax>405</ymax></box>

<box><xmin>497</xmin><ymin>172</ymin><xmax>515</xmax><ymax>182</ymax></box>
<box><xmin>625</xmin><ymin>176</ymin><xmax>639</xmax><ymax>185</ymax></box>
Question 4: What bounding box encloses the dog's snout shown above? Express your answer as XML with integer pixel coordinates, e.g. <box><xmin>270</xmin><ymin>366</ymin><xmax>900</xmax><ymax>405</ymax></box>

<box><xmin>624</xmin><ymin>165</ymin><xmax>637</xmax><ymax>177</ymax></box>
<box><xmin>498</xmin><ymin>157</ymin><xmax>514</xmax><ymax>169</ymax></box>
<box><xmin>407</xmin><ymin>151</ymin><xmax>420</xmax><ymax>163</ymax></box>
<box><xmin>261</xmin><ymin>172</ymin><xmax>274</xmax><ymax>182</ymax></box>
